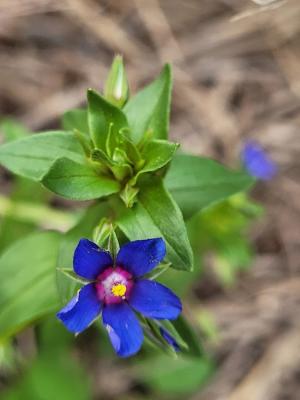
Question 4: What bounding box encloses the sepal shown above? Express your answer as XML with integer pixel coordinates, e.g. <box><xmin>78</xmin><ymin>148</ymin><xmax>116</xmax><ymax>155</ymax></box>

<box><xmin>57</xmin><ymin>268</ymin><xmax>91</xmax><ymax>285</ymax></box>
<box><xmin>93</xmin><ymin>219</ymin><xmax>120</xmax><ymax>260</ymax></box>
<box><xmin>119</xmin><ymin>183</ymin><xmax>139</xmax><ymax>208</ymax></box>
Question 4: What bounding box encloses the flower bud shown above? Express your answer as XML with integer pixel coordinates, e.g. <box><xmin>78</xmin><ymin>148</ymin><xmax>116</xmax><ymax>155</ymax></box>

<box><xmin>104</xmin><ymin>55</ymin><xmax>129</xmax><ymax>108</ymax></box>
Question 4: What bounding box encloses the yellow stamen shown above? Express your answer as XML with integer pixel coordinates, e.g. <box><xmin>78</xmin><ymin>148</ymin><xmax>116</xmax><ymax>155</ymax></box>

<box><xmin>111</xmin><ymin>283</ymin><xmax>126</xmax><ymax>297</ymax></box>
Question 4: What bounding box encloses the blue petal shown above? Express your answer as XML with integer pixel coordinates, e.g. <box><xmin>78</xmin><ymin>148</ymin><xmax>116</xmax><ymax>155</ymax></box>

<box><xmin>74</xmin><ymin>239</ymin><xmax>113</xmax><ymax>280</ymax></box>
<box><xmin>102</xmin><ymin>302</ymin><xmax>143</xmax><ymax>357</ymax></box>
<box><xmin>241</xmin><ymin>140</ymin><xmax>277</xmax><ymax>180</ymax></box>
<box><xmin>116</xmin><ymin>238</ymin><xmax>166</xmax><ymax>277</ymax></box>
<box><xmin>57</xmin><ymin>284</ymin><xmax>102</xmax><ymax>333</ymax></box>
<box><xmin>159</xmin><ymin>327</ymin><xmax>180</xmax><ymax>352</ymax></box>
<box><xmin>128</xmin><ymin>279</ymin><xmax>182</xmax><ymax>320</ymax></box>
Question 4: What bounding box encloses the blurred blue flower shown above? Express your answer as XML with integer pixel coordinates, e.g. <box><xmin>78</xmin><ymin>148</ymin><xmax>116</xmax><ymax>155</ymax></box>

<box><xmin>57</xmin><ymin>238</ymin><xmax>182</xmax><ymax>358</ymax></box>
<box><xmin>159</xmin><ymin>327</ymin><xmax>180</xmax><ymax>352</ymax></box>
<box><xmin>241</xmin><ymin>140</ymin><xmax>277</xmax><ymax>180</ymax></box>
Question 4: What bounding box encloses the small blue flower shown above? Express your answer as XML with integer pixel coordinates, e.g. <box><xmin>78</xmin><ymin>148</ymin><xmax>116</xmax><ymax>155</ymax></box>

<box><xmin>159</xmin><ymin>327</ymin><xmax>180</xmax><ymax>352</ymax></box>
<box><xmin>241</xmin><ymin>140</ymin><xmax>277</xmax><ymax>180</ymax></box>
<box><xmin>57</xmin><ymin>238</ymin><xmax>182</xmax><ymax>358</ymax></box>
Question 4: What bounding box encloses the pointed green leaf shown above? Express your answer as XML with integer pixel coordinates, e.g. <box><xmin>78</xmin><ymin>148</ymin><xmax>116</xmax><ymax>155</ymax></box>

<box><xmin>0</xmin><ymin>119</ymin><xmax>30</xmax><ymax>142</ymax></box>
<box><xmin>136</xmin><ymin>354</ymin><xmax>215</xmax><ymax>394</ymax></box>
<box><xmin>62</xmin><ymin>109</ymin><xmax>89</xmax><ymax>134</ymax></box>
<box><xmin>159</xmin><ymin>319</ymin><xmax>189</xmax><ymax>351</ymax></box>
<box><xmin>87</xmin><ymin>89</ymin><xmax>128</xmax><ymax>150</ymax></box>
<box><xmin>91</xmin><ymin>148</ymin><xmax>132</xmax><ymax>181</ymax></box>
<box><xmin>73</xmin><ymin>129</ymin><xmax>93</xmax><ymax>157</ymax></box>
<box><xmin>165</xmin><ymin>154</ymin><xmax>255</xmax><ymax>218</ymax></box>
<box><xmin>42</xmin><ymin>157</ymin><xmax>120</xmax><ymax>200</ymax></box>
<box><xmin>0</xmin><ymin>131</ymin><xmax>84</xmax><ymax>181</ymax></box>
<box><xmin>141</xmin><ymin>140</ymin><xmax>178</xmax><ymax>172</ymax></box>
<box><xmin>115</xmin><ymin>177</ymin><xmax>193</xmax><ymax>271</ymax></box>
<box><xmin>124</xmin><ymin>64</ymin><xmax>172</xmax><ymax>143</ymax></box>
<box><xmin>172</xmin><ymin>316</ymin><xmax>204</xmax><ymax>358</ymax></box>
<box><xmin>132</xmin><ymin>139</ymin><xmax>178</xmax><ymax>184</ymax></box>
<box><xmin>0</xmin><ymin>232</ymin><xmax>61</xmax><ymax>340</ymax></box>
<box><xmin>3</xmin><ymin>350</ymin><xmax>92</xmax><ymax>400</ymax></box>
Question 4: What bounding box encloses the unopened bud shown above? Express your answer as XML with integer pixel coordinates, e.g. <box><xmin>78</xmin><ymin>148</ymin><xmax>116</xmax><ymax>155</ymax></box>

<box><xmin>104</xmin><ymin>55</ymin><xmax>129</xmax><ymax>108</ymax></box>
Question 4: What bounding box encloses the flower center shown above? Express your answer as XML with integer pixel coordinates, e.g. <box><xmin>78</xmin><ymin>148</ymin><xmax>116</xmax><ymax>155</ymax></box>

<box><xmin>95</xmin><ymin>266</ymin><xmax>133</xmax><ymax>305</ymax></box>
<box><xmin>111</xmin><ymin>283</ymin><xmax>126</xmax><ymax>297</ymax></box>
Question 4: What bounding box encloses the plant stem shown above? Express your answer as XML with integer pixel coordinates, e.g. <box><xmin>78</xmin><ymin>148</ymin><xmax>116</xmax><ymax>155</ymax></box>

<box><xmin>0</xmin><ymin>194</ymin><xmax>76</xmax><ymax>231</ymax></box>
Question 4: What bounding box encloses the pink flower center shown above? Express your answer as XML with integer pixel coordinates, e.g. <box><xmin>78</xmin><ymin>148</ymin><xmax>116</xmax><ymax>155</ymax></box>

<box><xmin>95</xmin><ymin>266</ymin><xmax>134</xmax><ymax>305</ymax></box>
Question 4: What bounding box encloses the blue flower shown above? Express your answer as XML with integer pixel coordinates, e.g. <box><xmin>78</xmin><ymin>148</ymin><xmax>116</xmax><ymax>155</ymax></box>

<box><xmin>241</xmin><ymin>140</ymin><xmax>277</xmax><ymax>180</ymax></box>
<box><xmin>57</xmin><ymin>238</ymin><xmax>182</xmax><ymax>358</ymax></box>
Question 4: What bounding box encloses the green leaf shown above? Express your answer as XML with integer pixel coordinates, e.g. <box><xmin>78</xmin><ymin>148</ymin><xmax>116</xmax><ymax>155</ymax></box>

<box><xmin>187</xmin><ymin>197</ymin><xmax>257</xmax><ymax>287</ymax></box>
<box><xmin>165</xmin><ymin>153</ymin><xmax>255</xmax><ymax>218</ymax></box>
<box><xmin>87</xmin><ymin>89</ymin><xmax>128</xmax><ymax>150</ymax></box>
<box><xmin>42</xmin><ymin>157</ymin><xmax>120</xmax><ymax>200</ymax></box>
<box><xmin>0</xmin><ymin>131</ymin><xmax>84</xmax><ymax>181</ymax></box>
<box><xmin>91</xmin><ymin>148</ymin><xmax>132</xmax><ymax>181</ymax></box>
<box><xmin>38</xmin><ymin>316</ymin><xmax>74</xmax><ymax>353</ymax></box>
<box><xmin>115</xmin><ymin>177</ymin><xmax>193</xmax><ymax>271</ymax></box>
<box><xmin>159</xmin><ymin>319</ymin><xmax>189</xmax><ymax>351</ymax></box>
<box><xmin>0</xmin><ymin>231</ymin><xmax>61</xmax><ymax>340</ymax></box>
<box><xmin>2</xmin><ymin>351</ymin><xmax>91</xmax><ymax>400</ymax></box>
<box><xmin>124</xmin><ymin>64</ymin><xmax>172</xmax><ymax>143</ymax></box>
<box><xmin>136</xmin><ymin>354</ymin><xmax>215</xmax><ymax>395</ymax></box>
<box><xmin>157</xmin><ymin>261</ymin><xmax>202</xmax><ymax>298</ymax></box>
<box><xmin>62</xmin><ymin>109</ymin><xmax>88</xmax><ymax>134</ymax></box>
<box><xmin>0</xmin><ymin>119</ymin><xmax>30</xmax><ymax>142</ymax></box>
<box><xmin>132</xmin><ymin>139</ymin><xmax>178</xmax><ymax>184</ymax></box>
<box><xmin>172</xmin><ymin>316</ymin><xmax>204</xmax><ymax>358</ymax></box>
<box><xmin>73</xmin><ymin>129</ymin><xmax>93</xmax><ymax>157</ymax></box>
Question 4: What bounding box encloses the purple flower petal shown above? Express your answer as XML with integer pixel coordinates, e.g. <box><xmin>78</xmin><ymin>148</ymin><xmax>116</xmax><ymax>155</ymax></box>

<box><xmin>74</xmin><ymin>239</ymin><xmax>113</xmax><ymax>280</ymax></box>
<box><xmin>102</xmin><ymin>302</ymin><xmax>143</xmax><ymax>357</ymax></box>
<box><xmin>128</xmin><ymin>279</ymin><xmax>182</xmax><ymax>320</ymax></box>
<box><xmin>56</xmin><ymin>283</ymin><xmax>102</xmax><ymax>333</ymax></box>
<box><xmin>241</xmin><ymin>140</ymin><xmax>277</xmax><ymax>180</ymax></box>
<box><xmin>116</xmin><ymin>238</ymin><xmax>166</xmax><ymax>277</ymax></box>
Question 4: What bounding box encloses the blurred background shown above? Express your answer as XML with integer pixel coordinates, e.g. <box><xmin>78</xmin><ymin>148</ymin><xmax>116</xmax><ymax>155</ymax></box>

<box><xmin>0</xmin><ymin>0</ymin><xmax>300</xmax><ymax>399</ymax></box>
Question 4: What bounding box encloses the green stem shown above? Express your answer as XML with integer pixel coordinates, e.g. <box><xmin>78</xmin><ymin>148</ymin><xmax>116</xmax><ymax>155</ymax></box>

<box><xmin>0</xmin><ymin>194</ymin><xmax>76</xmax><ymax>231</ymax></box>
